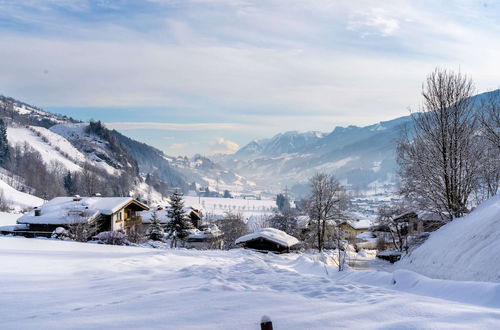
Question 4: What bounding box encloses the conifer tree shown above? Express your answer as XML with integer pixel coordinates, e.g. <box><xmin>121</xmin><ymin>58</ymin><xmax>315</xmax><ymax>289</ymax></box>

<box><xmin>165</xmin><ymin>189</ymin><xmax>192</xmax><ymax>247</ymax></box>
<box><xmin>147</xmin><ymin>210</ymin><xmax>164</xmax><ymax>241</ymax></box>
<box><xmin>0</xmin><ymin>119</ymin><xmax>9</xmax><ymax>164</ymax></box>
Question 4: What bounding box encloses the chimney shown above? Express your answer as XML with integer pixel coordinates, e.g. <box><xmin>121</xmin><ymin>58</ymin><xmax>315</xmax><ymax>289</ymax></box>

<box><xmin>34</xmin><ymin>207</ymin><xmax>41</xmax><ymax>216</ymax></box>
<box><xmin>73</xmin><ymin>195</ymin><xmax>81</xmax><ymax>202</ymax></box>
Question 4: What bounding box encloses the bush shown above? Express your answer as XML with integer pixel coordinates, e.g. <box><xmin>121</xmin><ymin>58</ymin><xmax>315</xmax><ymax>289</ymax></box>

<box><xmin>51</xmin><ymin>227</ymin><xmax>70</xmax><ymax>240</ymax></box>
<box><xmin>94</xmin><ymin>231</ymin><xmax>129</xmax><ymax>245</ymax></box>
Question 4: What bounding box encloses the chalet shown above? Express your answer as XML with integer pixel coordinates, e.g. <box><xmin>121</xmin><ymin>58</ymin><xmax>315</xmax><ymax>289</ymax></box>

<box><xmin>14</xmin><ymin>196</ymin><xmax>148</xmax><ymax>237</ymax></box>
<box><xmin>340</xmin><ymin>219</ymin><xmax>373</xmax><ymax>239</ymax></box>
<box><xmin>393</xmin><ymin>211</ymin><xmax>450</xmax><ymax>235</ymax></box>
<box><xmin>235</xmin><ymin>228</ymin><xmax>300</xmax><ymax>253</ymax></box>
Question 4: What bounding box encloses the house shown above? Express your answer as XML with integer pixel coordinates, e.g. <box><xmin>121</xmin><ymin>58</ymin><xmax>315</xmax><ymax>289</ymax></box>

<box><xmin>139</xmin><ymin>205</ymin><xmax>204</xmax><ymax>231</ymax></box>
<box><xmin>235</xmin><ymin>228</ymin><xmax>300</xmax><ymax>253</ymax></box>
<box><xmin>185</xmin><ymin>224</ymin><xmax>224</xmax><ymax>249</ymax></box>
<box><xmin>14</xmin><ymin>196</ymin><xmax>149</xmax><ymax>237</ymax></box>
<box><xmin>393</xmin><ymin>211</ymin><xmax>450</xmax><ymax>235</ymax></box>
<box><xmin>340</xmin><ymin>219</ymin><xmax>373</xmax><ymax>240</ymax></box>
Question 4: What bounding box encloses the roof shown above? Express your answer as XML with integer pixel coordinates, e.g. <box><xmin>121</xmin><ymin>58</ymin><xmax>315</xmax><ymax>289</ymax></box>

<box><xmin>140</xmin><ymin>206</ymin><xmax>201</xmax><ymax>224</ymax></box>
<box><xmin>17</xmin><ymin>197</ymin><xmax>148</xmax><ymax>225</ymax></box>
<box><xmin>417</xmin><ymin>211</ymin><xmax>451</xmax><ymax>222</ymax></box>
<box><xmin>235</xmin><ymin>228</ymin><xmax>300</xmax><ymax>248</ymax></box>
<box><xmin>344</xmin><ymin>219</ymin><xmax>373</xmax><ymax>230</ymax></box>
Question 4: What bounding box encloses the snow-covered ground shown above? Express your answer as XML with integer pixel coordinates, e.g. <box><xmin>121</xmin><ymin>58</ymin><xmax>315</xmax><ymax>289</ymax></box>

<box><xmin>0</xmin><ymin>212</ymin><xmax>21</xmax><ymax>226</ymax></box>
<box><xmin>1</xmin><ymin>237</ymin><xmax>500</xmax><ymax>329</ymax></box>
<box><xmin>397</xmin><ymin>194</ymin><xmax>500</xmax><ymax>282</ymax></box>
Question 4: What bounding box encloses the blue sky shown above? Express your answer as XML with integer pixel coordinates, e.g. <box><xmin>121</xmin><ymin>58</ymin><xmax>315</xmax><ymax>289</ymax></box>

<box><xmin>0</xmin><ymin>0</ymin><xmax>499</xmax><ymax>156</ymax></box>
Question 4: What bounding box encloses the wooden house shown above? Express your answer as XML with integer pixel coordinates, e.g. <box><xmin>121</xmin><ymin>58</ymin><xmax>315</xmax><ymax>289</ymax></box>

<box><xmin>14</xmin><ymin>196</ymin><xmax>149</xmax><ymax>237</ymax></box>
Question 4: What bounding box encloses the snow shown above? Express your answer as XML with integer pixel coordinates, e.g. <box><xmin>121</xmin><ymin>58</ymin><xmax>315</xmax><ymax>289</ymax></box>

<box><xmin>397</xmin><ymin>194</ymin><xmax>500</xmax><ymax>282</ymax></box>
<box><xmin>7</xmin><ymin>126</ymin><xmax>82</xmax><ymax>172</ymax></box>
<box><xmin>236</xmin><ymin>228</ymin><xmax>300</xmax><ymax>247</ymax></box>
<box><xmin>0</xmin><ymin>212</ymin><xmax>22</xmax><ymax>227</ymax></box>
<box><xmin>50</xmin><ymin>123</ymin><xmax>120</xmax><ymax>175</ymax></box>
<box><xmin>0</xmin><ymin>178</ymin><xmax>43</xmax><ymax>210</ymax></box>
<box><xmin>346</xmin><ymin>218</ymin><xmax>373</xmax><ymax>229</ymax></box>
<box><xmin>1</xmin><ymin>237</ymin><xmax>500</xmax><ymax>329</ymax></box>
<box><xmin>17</xmin><ymin>197</ymin><xmax>139</xmax><ymax>225</ymax></box>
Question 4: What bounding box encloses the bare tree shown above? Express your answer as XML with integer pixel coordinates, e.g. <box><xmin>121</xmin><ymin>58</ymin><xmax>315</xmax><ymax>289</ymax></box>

<box><xmin>475</xmin><ymin>91</ymin><xmax>500</xmax><ymax>201</ymax></box>
<box><xmin>398</xmin><ymin>69</ymin><xmax>483</xmax><ymax>219</ymax></box>
<box><xmin>218</xmin><ymin>212</ymin><xmax>249</xmax><ymax>249</ymax></box>
<box><xmin>479</xmin><ymin>91</ymin><xmax>500</xmax><ymax>150</ymax></box>
<box><xmin>377</xmin><ymin>204</ymin><xmax>410</xmax><ymax>252</ymax></box>
<box><xmin>306</xmin><ymin>173</ymin><xmax>349</xmax><ymax>252</ymax></box>
<box><xmin>80</xmin><ymin>162</ymin><xmax>100</xmax><ymax>196</ymax></box>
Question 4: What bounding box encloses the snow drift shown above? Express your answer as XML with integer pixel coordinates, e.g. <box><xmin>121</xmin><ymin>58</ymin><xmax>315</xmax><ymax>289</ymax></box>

<box><xmin>397</xmin><ymin>194</ymin><xmax>500</xmax><ymax>282</ymax></box>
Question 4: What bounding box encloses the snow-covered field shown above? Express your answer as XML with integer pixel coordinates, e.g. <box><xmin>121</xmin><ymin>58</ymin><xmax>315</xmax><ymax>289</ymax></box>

<box><xmin>1</xmin><ymin>237</ymin><xmax>500</xmax><ymax>329</ymax></box>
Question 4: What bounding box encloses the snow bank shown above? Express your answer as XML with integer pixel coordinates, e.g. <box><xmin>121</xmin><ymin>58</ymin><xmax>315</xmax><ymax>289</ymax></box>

<box><xmin>397</xmin><ymin>194</ymin><xmax>500</xmax><ymax>282</ymax></box>
<box><xmin>235</xmin><ymin>227</ymin><xmax>299</xmax><ymax>247</ymax></box>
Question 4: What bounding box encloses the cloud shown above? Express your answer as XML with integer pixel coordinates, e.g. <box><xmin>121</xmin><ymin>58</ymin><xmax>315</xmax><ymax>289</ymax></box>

<box><xmin>0</xmin><ymin>0</ymin><xmax>499</xmax><ymax>157</ymax></box>
<box><xmin>209</xmin><ymin>137</ymin><xmax>239</xmax><ymax>154</ymax></box>
<box><xmin>106</xmin><ymin>122</ymin><xmax>244</xmax><ymax>131</ymax></box>
<box><xmin>348</xmin><ymin>9</ymin><xmax>400</xmax><ymax>37</ymax></box>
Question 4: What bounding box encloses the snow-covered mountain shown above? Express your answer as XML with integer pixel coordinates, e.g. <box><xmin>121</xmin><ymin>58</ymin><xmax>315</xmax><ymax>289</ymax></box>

<box><xmin>216</xmin><ymin>89</ymin><xmax>500</xmax><ymax>195</ymax></box>
<box><xmin>0</xmin><ymin>95</ymin><xmax>255</xmax><ymax>204</ymax></box>
<box><xmin>216</xmin><ymin>117</ymin><xmax>408</xmax><ymax>194</ymax></box>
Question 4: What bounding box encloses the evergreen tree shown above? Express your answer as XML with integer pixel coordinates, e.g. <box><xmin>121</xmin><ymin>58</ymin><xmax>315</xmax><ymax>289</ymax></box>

<box><xmin>63</xmin><ymin>171</ymin><xmax>77</xmax><ymax>195</ymax></box>
<box><xmin>165</xmin><ymin>189</ymin><xmax>192</xmax><ymax>247</ymax></box>
<box><xmin>276</xmin><ymin>193</ymin><xmax>290</xmax><ymax>212</ymax></box>
<box><xmin>147</xmin><ymin>210</ymin><xmax>164</xmax><ymax>241</ymax></box>
<box><xmin>0</xmin><ymin>119</ymin><xmax>9</xmax><ymax>164</ymax></box>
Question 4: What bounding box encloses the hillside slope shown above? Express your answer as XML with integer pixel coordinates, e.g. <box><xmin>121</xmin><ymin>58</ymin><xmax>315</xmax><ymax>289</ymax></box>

<box><xmin>397</xmin><ymin>194</ymin><xmax>500</xmax><ymax>282</ymax></box>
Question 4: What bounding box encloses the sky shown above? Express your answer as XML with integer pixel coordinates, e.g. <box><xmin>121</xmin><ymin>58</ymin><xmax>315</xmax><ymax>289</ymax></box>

<box><xmin>0</xmin><ymin>0</ymin><xmax>499</xmax><ymax>156</ymax></box>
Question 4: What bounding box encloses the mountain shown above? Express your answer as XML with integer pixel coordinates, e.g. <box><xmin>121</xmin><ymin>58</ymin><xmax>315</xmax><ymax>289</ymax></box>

<box><xmin>218</xmin><ymin>89</ymin><xmax>500</xmax><ymax>195</ymax></box>
<box><xmin>0</xmin><ymin>95</ymin><xmax>256</xmax><ymax>204</ymax></box>
<box><xmin>217</xmin><ymin>118</ymin><xmax>406</xmax><ymax>195</ymax></box>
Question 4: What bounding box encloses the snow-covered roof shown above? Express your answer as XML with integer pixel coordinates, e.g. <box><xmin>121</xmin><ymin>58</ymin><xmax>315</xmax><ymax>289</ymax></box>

<box><xmin>345</xmin><ymin>219</ymin><xmax>373</xmax><ymax>230</ymax></box>
<box><xmin>140</xmin><ymin>209</ymin><xmax>171</xmax><ymax>224</ymax></box>
<box><xmin>235</xmin><ymin>228</ymin><xmax>299</xmax><ymax>248</ymax></box>
<box><xmin>356</xmin><ymin>231</ymin><xmax>377</xmax><ymax>242</ymax></box>
<box><xmin>417</xmin><ymin>211</ymin><xmax>450</xmax><ymax>222</ymax></box>
<box><xmin>140</xmin><ymin>205</ymin><xmax>202</xmax><ymax>224</ymax></box>
<box><xmin>17</xmin><ymin>197</ymin><xmax>147</xmax><ymax>225</ymax></box>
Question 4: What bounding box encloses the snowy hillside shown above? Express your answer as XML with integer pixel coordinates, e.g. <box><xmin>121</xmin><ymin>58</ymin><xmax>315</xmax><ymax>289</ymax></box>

<box><xmin>50</xmin><ymin>123</ymin><xmax>124</xmax><ymax>175</ymax></box>
<box><xmin>7</xmin><ymin>126</ymin><xmax>83</xmax><ymax>172</ymax></box>
<box><xmin>397</xmin><ymin>194</ymin><xmax>500</xmax><ymax>282</ymax></box>
<box><xmin>0</xmin><ymin>178</ymin><xmax>43</xmax><ymax>210</ymax></box>
<box><xmin>1</xmin><ymin>237</ymin><xmax>500</xmax><ymax>329</ymax></box>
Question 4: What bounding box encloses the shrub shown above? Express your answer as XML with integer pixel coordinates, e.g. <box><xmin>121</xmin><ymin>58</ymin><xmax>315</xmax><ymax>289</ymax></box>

<box><xmin>94</xmin><ymin>231</ymin><xmax>129</xmax><ymax>245</ymax></box>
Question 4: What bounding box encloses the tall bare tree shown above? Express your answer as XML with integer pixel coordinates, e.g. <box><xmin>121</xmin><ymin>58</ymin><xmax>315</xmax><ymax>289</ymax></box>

<box><xmin>398</xmin><ymin>69</ymin><xmax>484</xmax><ymax>219</ymax></box>
<box><xmin>307</xmin><ymin>173</ymin><xmax>348</xmax><ymax>252</ymax></box>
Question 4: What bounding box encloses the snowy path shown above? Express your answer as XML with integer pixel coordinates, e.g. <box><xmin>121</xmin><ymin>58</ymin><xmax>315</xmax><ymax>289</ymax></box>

<box><xmin>1</xmin><ymin>237</ymin><xmax>500</xmax><ymax>329</ymax></box>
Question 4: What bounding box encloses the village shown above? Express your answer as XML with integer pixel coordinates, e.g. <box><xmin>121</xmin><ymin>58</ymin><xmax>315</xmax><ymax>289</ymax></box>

<box><xmin>0</xmin><ymin>185</ymin><xmax>450</xmax><ymax>268</ymax></box>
